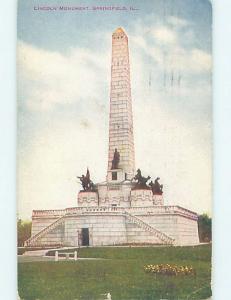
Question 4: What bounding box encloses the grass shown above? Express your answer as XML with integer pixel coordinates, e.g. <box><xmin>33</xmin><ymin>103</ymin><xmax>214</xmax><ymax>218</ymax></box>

<box><xmin>18</xmin><ymin>244</ymin><xmax>211</xmax><ymax>300</ymax></box>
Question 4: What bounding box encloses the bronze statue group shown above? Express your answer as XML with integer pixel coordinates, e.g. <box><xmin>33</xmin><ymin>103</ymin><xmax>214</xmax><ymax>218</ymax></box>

<box><xmin>77</xmin><ymin>168</ymin><xmax>96</xmax><ymax>192</ymax></box>
<box><xmin>78</xmin><ymin>149</ymin><xmax>163</xmax><ymax>195</ymax></box>
<box><xmin>132</xmin><ymin>168</ymin><xmax>163</xmax><ymax>195</ymax></box>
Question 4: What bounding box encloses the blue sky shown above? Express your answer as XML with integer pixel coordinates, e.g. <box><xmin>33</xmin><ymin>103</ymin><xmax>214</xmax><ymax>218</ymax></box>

<box><xmin>17</xmin><ymin>0</ymin><xmax>212</xmax><ymax>218</ymax></box>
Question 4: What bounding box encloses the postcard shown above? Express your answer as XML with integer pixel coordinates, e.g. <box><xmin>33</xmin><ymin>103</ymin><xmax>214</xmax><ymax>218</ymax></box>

<box><xmin>17</xmin><ymin>1</ymin><xmax>212</xmax><ymax>299</ymax></box>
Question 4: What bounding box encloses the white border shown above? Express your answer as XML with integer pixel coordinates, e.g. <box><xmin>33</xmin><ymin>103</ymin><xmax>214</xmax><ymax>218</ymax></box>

<box><xmin>0</xmin><ymin>0</ymin><xmax>17</xmax><ymax>298</ymax></box>
<box><xmin>213</xmin><ymin>0</ymin><xmax>231</xmax><ymax>299</ymax></box>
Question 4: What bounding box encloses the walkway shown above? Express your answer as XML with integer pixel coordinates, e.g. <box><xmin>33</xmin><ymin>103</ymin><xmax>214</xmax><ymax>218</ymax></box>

<box><xmin>18</xmin><ymin>255</ymin><xmax>105</xmax><ymax>263</ymax></box>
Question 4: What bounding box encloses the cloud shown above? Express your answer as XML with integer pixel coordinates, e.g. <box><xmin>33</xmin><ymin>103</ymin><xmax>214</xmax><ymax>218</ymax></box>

<box><xmin>190</xmin><ymin>48</ymin><xmax>212</xmax><ymax>72</ymax></box>
<box><xmin>18</xmin><ymin>41</ymin><xmax>110</xmax><ymax>111</ymax></box>
<box><xmin>150</xmin><ymin>45</ymin><xmax>212</xmax><ymax>73</ymax></box>
<box><xmin>167</xmin><ymin>16</ymin><xmax>189</xmax><ymax>28</ymax></box>
<box><xmin>130</xmin><ymin>24</ymin><xmax>212</xmax><ymax>74</ymax></box>
<box><xmin>151</xmin><ymin>26</ymin><xmax>177</xmax><ymax>44</ymax></box>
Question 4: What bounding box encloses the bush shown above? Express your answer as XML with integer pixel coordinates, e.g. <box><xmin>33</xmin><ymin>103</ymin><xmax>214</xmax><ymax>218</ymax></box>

<box><xmin>17</xmin><ymin>219</ymin><xmax>32</xmax><ymax>247</ymax></box>
<box><xmin>198</xmin><ymin>214</ymin><xmax>212</xmax><ymax>242</ymax></box>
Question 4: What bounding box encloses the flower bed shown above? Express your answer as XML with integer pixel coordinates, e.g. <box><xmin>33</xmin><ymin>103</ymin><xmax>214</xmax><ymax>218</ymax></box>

<box><xmin>144</xmin><ymin>264</ymin><xmax>195</xmax><ymax>276</ymax></box>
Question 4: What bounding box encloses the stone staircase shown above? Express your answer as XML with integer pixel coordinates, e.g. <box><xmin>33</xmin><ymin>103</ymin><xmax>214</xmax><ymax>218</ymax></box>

<box><xmin>24</xmin><ymin>216</ymin><xmax>66</xmax><ymax>247</ymax></box>
<box><xmin>124</xmin><ymin>211</ymin><xmax>175</xmax><ymax>245</ymax></box>
<box><xmin>24</xmin><ymin>210</ymin><xmax>175</xmax><ymax>247</ymax></box>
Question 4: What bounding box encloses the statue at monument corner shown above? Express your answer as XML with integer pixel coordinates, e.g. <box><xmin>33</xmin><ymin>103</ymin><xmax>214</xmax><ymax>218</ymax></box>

<box><xmin>133</xmin><ymin>168</ymin><xmax>151</xmax><ymax>189</ymax></box>
<box><xmin>77</xmin><ymin>168</ymin><xmax>96</xmax><ymax>192</ymax></box>
<box><xmin>111</xmin><ymin>148</ymin><xmax>120</xmax><ymax>169</ymax></box>
<box><xmin>149</xmin><ymin>177</ymin><xmax>163</xmax><ymax>195</ymax></box>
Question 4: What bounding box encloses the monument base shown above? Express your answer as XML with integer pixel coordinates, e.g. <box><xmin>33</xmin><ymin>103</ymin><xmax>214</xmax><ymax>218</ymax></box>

<box><xmin>27</xmin><ymin>205</ymin><xmax>199</xmax><ymax>247</ymax></box>
<box><xmin>78</xmin><ymin>191</ymin><xmax>98</xmax><ymax>207</ymax></box>
<box><xmin>153</xmin><ymin>194</ymin><xmax>164</xmax><ymax>205</ymax></box>
<box><xmin>131</xmin><ymin>189</ymin><xmax>153</xmax><ymax>206</ymax></box>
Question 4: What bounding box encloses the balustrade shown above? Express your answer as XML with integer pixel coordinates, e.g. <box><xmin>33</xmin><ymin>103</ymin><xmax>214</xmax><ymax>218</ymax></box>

<box><xmin>31</xmin><ymin>205</ymin><xmax>197</xmax><ymax>220</ymax></box>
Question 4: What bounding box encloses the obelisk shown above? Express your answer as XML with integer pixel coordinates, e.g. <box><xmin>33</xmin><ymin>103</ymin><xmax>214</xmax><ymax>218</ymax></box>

<box><xmin>107</xmin><ymin>28</ymin><xmax>135</xmax><ymax>181</ymax></box>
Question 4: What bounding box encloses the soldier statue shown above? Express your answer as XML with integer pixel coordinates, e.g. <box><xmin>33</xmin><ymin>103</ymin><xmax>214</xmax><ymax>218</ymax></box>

<box><xmin>111</xmin><ymin>148</ymin><xmax>120</xmax><ymax>169</ymax></box>
<box><xmin>149</xmin><ymin>177</ymin><xmax>163</xmax><ymax>195</ymax></box>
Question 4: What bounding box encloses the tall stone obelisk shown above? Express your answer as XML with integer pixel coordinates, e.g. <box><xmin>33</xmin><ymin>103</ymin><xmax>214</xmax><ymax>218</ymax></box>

<box><xmin>107</xmin><ymin>28</ymin><xmax>135</xmax><ymax>182</ymax></box>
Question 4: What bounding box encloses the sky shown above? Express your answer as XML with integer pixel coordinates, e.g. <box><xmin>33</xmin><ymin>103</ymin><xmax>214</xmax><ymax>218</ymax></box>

<box><xmin>17</xmin><ymin>0</ymin><xmax>212</xmax><ymax>219</ymax></box>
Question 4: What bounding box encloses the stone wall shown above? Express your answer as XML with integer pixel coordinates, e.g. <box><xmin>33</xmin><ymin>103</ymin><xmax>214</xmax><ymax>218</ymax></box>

<box><xmin>153</xmin><ymin>194</ymin><xmax>164</xmax><ymax>205</ymax></box>
<box><xmin>36</xmin><ymin>223</ymin><xmax>65</xmax><ymax>247</ymax></box>
<box><xmin>138</xmin><ymin>214</ymin><xmax>199</xmax><ymax>245</ymax></box>
<box><xmin>29</xmin><ymin>206</ymin><xmax>199</xmax><ymax>247</ymax></box>
<box><xmin>97</xmin><ymin>181</ymin><xmax>133</xmax><ymax>207</ymax></box>
<box><xmin>64</xmin><ymin>214</ymin><xmax>127</xmax><ymax>246</ymax></box>
<box><xmin>176</xmin><ymin>215</ymin><xmax>200</xmax><ymax>245</ymax></box>
<box><xmin>125</xmin><ymin>222</ymin><xmax>161</xmax><ymax>244</ymax></box>
<box><xmin>130</xmin><ymin>189</ymin><xmax>153</xmax><ymax>207</ymax></box>
<box><xmin>32</xmin><ymin>217</ymin><xmax>60</xmax><ymax>236</ymax></box>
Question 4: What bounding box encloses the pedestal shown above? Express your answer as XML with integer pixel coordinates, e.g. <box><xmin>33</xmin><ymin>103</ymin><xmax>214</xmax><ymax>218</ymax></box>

<box><xmin>153</xmin><ymin>194</ymin><xmax>164</xmax><ymax>205</ymax></box>
<box><xmin>78</xmin><ymin>191</ymin><xmax>98</xmax><ymax>207</ymax></box>
<box><xmin>130</xmin><ymin>189</ymin><xmax>153</xmax><ymax>206</ymax></box>
<box><xmin>107</xmin><ymin>168</ymin><xmax>127</xmax><ymax>182</ymax></box>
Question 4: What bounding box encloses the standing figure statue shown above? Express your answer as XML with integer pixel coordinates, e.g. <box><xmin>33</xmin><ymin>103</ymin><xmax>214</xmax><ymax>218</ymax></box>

<box><xmin>133</xmin><ymin>168</ymin><xmax>151</xmax><ymax>189</ymax></box>
<box><xmin>149</xmin><ymin>177</ymin><xmax>163</xmax><ymax>195</ymax></box>
<box><xmin>111</xmin><ymin>148</ymin><xmax>120</xmax><ymax>169</ymax></box>
<box><xmin>77</xmin><ymin>168</ymin><xmax>96</xmax><ymax>191</ymax></box>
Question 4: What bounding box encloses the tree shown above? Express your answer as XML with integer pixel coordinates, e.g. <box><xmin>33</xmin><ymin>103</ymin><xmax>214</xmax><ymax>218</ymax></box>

<box><xmin>198</xmin><ymin>214</ymin><xmax>212</xmax><ymax>243</ymax></box>
<box><xmin>17</xmin><ymin>219</ymin><xmax>32</xmax><ymax>247</ymax></box>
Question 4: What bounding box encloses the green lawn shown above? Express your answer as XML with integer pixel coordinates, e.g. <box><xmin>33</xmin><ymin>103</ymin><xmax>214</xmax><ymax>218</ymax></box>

<box><xmin>18</xmin><ymin>244</ymin><xmax>211</xmax><ymax>300</ymax></box>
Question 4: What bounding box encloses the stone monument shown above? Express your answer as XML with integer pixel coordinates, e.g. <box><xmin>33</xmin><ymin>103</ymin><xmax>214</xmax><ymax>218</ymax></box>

<box><xmin>25</xmin><ymin>28</ymin><xmax>199</xmax><ymax>248</ymax></box>
<box><xmin>107</xmin><ymin>27</ymin><xmax>135</xmax><ymax>182</ymax></box>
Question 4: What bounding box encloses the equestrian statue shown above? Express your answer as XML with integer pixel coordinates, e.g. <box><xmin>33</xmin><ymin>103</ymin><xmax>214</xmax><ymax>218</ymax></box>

<box><xmin>77</xmin><ymin>168</ymin><xmax>96</xmax><ymax>192</ymax></box>
<box><xmin>132</xmin><ymin>169</ymin><xmax>151</xmax><ymax>189</ymax></box>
